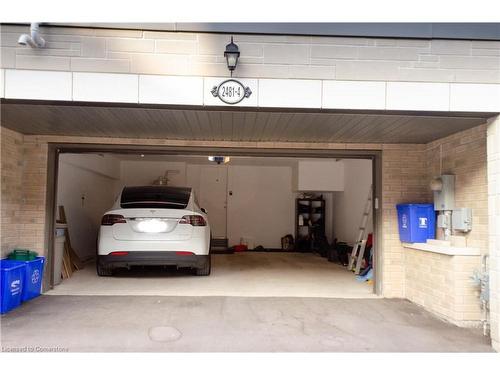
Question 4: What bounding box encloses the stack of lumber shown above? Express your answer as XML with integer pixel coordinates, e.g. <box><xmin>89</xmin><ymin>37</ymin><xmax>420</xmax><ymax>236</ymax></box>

<box><xmin>57</xmin><ymin>206</ymin><xmax>84</xmax><ymax>279</ymax></box>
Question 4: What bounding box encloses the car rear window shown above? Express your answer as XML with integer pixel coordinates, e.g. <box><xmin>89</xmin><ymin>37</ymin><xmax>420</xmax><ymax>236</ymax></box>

<box><xmin>120</xmin><ymin>186</ymin><xmax>191</xmax><ymax>209</ymax></box>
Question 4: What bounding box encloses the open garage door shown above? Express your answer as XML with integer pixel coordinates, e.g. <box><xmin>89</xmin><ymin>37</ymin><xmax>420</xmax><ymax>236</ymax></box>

<box><xmin>49</xmin><ymin>151</ymin><xmax>376</xmax><ymax>298</ymax></box>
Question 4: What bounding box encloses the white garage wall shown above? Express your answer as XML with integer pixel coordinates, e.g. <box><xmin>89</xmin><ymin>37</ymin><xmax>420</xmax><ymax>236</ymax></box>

<box><xmin>332</xmin><ymin>159</ymin><xmax>373</xmax><ymax>244</ymax></box>
<box><xmin>295</xmin><ymin>159</ymin><xmax>344</xmax><ymax>191</ymax></box>
<box><xmin>119</xmin><ymin>160</ymin><xmax>187</xmax><ymax>191</ymax></box>
<box><xmin>57</xmin><ymin>154</ymin><xmax>120</xmax><ymax>260</ymax></box>
<box><xmin>227</xmin><ymin>165</ymin><xmax>294</xmax><ymax>249</ymax></box>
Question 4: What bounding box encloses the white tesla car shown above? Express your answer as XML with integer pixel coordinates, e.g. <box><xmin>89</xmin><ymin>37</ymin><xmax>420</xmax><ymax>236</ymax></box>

<box><xmin>97</xmin><ymin>186</ymin><xmax>211</xmax><ymax>276</ymax></box>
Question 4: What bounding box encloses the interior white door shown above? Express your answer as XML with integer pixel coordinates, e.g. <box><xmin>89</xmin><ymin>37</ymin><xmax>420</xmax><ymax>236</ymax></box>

<box><xmin>198</xmin><ymin>165</ymin><xmax>227</xmax><ymax>238</ymax></box>
<box><xmin>226</xmin><ymin>165</ymin><xmax>294</xmax><ymax>249</ymax></box>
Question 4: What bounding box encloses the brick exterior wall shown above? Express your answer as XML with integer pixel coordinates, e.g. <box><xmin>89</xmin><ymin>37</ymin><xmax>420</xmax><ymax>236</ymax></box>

<box><xmin>487</xmin><ymin>115</ymin><xmax>500</xmax><ymax>351</ymax></box>
<box><xmin>1</xmin><ymin>127</ymin><xmax>24</xmax><ymax>257</ymax></box>
<box><xmin>426</xmin><ymin>124</ymin><xmax>489</xmax><ymax>251</ymax></box>
<box><xmin>381</xmin><ymin>145</ymin><xmax>429</xmax><ymax>297</ymax></box>
<box><xmin>401</xmin><ymin>125</ymin><xmax>489</xmax><ymax>326</ymax></box>
<box><xmin>1</xmin><ymin>24</ymin><xmax>499</xmax><ymax>83</ymax></box>
<box><xmin>0</xmin><ymin>127</ymin><xmax>47</xmax><ymax>258</ymax></box>
<box><xmin>405</xmin><ymin>249</ymin><xmax>482</xmax><ymax>324</ymax></box>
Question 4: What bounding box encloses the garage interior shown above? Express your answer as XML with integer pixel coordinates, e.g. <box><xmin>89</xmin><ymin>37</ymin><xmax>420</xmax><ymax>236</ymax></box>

<box><xmin>1</xmin><ymin>101</ymin><xmax>491</xmax><ymax>301</ymax></box>
<box><xmin>49</xmin><ymin>151</ymin><xmax>375</xmax><ymax>298</ymax></box>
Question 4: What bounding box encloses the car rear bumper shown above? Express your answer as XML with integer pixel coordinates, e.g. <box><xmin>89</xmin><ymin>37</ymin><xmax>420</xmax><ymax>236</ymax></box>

<box><xmin>98</xmin><ymin>252</ymin><xmax>209</xmax><ymax>268</ymax></box>
<box><xmin>98</xmin><ymin>226</ymin><xmax>210</xmax><ymax>256</ymax></box>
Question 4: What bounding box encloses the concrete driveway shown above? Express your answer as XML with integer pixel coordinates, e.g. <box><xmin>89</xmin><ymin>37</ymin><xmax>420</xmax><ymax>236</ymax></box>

<box><xmin>0</xmin><ymin>296</ymin><xmax>492</xmax><ymax>352</ymax></box>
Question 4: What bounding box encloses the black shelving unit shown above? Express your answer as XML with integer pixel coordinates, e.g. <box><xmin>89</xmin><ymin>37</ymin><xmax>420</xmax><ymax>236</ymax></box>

<box><xmin>295</xmin><ymin>197</ymin><xmax>326</xmax><ymax>252</ymax></box>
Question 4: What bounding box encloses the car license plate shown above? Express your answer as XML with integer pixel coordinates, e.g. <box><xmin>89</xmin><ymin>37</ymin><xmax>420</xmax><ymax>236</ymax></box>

<box><xmin>136</xmin><ymin>219</ymin><xmax>168</xmax><ymax>233</ymax></box>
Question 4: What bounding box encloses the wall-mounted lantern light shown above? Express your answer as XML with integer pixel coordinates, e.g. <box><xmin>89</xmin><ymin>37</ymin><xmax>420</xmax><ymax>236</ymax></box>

<box><xmin>224</xmin><ymin>36</ymin><xmax>240</xmax><ymax>76</ymax></box>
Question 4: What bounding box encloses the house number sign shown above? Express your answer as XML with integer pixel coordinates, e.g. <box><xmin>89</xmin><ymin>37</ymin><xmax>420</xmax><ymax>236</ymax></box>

<box><xmin>211</xmin><ymin>79</ymin><xmax>252</xmax><ymax>105</ymax></box>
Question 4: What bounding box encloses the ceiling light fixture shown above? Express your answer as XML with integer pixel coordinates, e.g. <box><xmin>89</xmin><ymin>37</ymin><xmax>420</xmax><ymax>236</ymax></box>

<box><xmin>208</xmin><ymin>156</ymin><xmax>230</xmax><ymax>165</ymax></box>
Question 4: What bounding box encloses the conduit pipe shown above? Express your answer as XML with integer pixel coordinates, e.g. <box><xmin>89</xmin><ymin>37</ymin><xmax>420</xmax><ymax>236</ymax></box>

<box><xmin>18</xmin><ymin>23</ymin><xmax>45</xmax><ymax>48</ymax></box>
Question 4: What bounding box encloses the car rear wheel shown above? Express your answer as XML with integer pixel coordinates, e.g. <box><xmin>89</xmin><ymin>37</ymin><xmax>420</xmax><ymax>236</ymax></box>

<box><xmin>195</xmin><ymin>255</ymin><xmax>211</xmax><ymax>276</ymax></box>
<box><xmin>96</xmin><ymin>262</ymin><xmax>114</xmax><ymax>276</ymax></box>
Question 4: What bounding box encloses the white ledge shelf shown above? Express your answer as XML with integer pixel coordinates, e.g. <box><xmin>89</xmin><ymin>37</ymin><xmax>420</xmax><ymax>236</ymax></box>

<box><xmin>402</xmin><ymin>242</ymin><xmax>480</xmax><ymax>256</ymax></box>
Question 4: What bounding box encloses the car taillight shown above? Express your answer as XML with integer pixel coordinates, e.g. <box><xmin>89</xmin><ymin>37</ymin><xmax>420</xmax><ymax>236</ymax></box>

<box><xmin>176</xmin><ymin>251</ymin><xmax>195</xmax><ymax>256</ymax></box>
<box><xmin>179</xmin><ymin>215</ymin><xmax>207</xmax><ymax>226</ymax></box>
<box><xmin>101</xmin><ymin>214</ymin><xmax>126</xmax><ymax>226</ymax></box>
<box><xmin>109</xmin><ymin>251</ymin><xmax>129</xmax><ymax>256</ymax></box>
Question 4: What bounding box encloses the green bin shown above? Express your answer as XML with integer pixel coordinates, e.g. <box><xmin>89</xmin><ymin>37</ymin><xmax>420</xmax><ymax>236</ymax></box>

<box><xmin>8</xmin><ymin>249</ymin><xmax>38</xmax><ymax>261</ymax></box>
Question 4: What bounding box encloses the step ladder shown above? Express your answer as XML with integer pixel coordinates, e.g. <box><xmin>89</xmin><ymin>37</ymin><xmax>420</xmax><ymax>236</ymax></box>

<box><xmin>347</xmin><ymin>186</ymin><xmax>373</xmax><ymax>275</ymax></box>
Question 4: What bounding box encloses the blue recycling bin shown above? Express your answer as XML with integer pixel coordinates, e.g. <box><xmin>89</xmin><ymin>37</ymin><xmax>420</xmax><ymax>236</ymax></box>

<box><xmin>396</xmin><ymin>203</ymin><xmax>436</xmax><ymax>243</ymax></box>
<box><xmin>21</xmin><ymin>257</ymin><xmax>45</xmax><ymax>302</ymax></box>
<box><xmin>0</xmin><ymin>259</ymin><xmax>26</xmax><ymax>314</ymax></box>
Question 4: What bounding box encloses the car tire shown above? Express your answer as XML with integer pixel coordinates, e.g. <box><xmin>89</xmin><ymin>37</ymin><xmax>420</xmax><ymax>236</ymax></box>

<box><xmin>195</xmin><ymin>255</ymin><xmax>211</xmax><ymax>276</ymax></box>
<box><xmin>96</xmin><ymin>262</ymin><xmax>114</xmax><ymax>277</ymax></box>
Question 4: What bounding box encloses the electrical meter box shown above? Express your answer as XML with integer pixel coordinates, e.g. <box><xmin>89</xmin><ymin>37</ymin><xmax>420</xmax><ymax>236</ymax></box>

<box><xmin>433</xmin><ymin>174</ymin><xmax>455</xmax><ymax>211</ymax></box>
<box><xmin>452</xmin><ymin>208</ymin><xmax>472</xmax><ymax>232</ymax></box>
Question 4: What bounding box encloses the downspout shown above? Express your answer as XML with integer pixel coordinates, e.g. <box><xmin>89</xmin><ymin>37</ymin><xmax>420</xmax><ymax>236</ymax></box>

<box><xmin>30</xmin><ymin>23</ymin><xmax>46</xmax><ymax>48</ymax></box>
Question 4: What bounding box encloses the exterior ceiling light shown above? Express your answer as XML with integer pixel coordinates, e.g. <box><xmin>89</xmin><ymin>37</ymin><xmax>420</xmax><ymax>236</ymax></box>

<box><xmin>208</xmin><ymin>156</ymin><xmax>231</xmax><ymax>164</ymax></box>
<box><xmin>224</xmin><ymin>36</ymin><xmax>240</xmax><ymax>76</ymax></box>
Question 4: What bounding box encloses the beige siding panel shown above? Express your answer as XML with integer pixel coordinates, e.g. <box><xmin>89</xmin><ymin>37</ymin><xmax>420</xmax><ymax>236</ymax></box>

<box><xmin>263</xmin><ymin>44</ymin><xmax>310</xmax><ymax>65</ymax></box>
<box><xmin>129</xmin><ymin>54</ymin><xmax>191</xmax><ymax>75</ymax></box>
<box><xmin>71</xmin><ymin>58</ymin><xmax>130</xmax><ymax>73</ymax></box>
<box><xmin>106</xmin><ymin>38</ymin><xmax>154</xmax><ymax>53</ymax></box>
<box><xmin>1</xmin><ymin>47</ymin><xmax>16</xmax><ymax>68</ymax></box>
<box><xmin>81</xmin><ymin>37</ymin><xmax>106</xmax><ymax>58</ymax></box>
<box><xmin>143</xmin><ymin>31</ymin><xmax>197</xmax><ymax>40</ymax></box>
<box><xmin>288</xmin><ymin>65</ymin><xmax>335</xmax><ymax>80</ymax></box>
<box><xmin>94</xmin><ymin>29</ymin><xmax>143</xmax><ymax>38</ymax></box>
<box><xmin>397</xmin><ymin>68</ymin><xmax>456</xmax><ymax>83</ymax></box>
<box><xmin>336</xmin><ymin>60</ymin><xmax>401</xmax><ymax>81</ymax></box>
<box><xmin>0</xmin><ymin>68</ymin><xmax>4</xmax><ymax>97</ymax></box>
<box><xmin>431</xmin><ymin>39</ymin><xmax>472</xmax><ymax>55</ymax></box>
<box><xmin>440</xmin><ymin>56</ymin><xmax>500</xmax><ymax>70</ymax></box>
<box><xmin>310</xmin><ymin>45</ymin><xmax>358</xmax><ymax>59</ymax></box>
<box><xmin>16</xmin><ymin>55</ymin><xmax>70</xmax><ymax>70</ymax></box>
<box><xmin>155</xmin><ymin>40</ymin><xmax>197</xmax><ymax>54</ymax></box>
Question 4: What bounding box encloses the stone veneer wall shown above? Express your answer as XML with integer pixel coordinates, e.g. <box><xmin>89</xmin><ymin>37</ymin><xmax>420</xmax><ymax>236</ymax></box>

<box><xmin>1</xmin><ymin>24</ymin><xmax>499</xmax><ymax>83</ymax></box>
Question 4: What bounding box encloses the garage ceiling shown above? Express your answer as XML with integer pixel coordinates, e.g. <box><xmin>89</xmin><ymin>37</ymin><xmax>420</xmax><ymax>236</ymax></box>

<box><xmin>0</xmin><ymin>102</ymin><xmax>488</xmax><ymax>144</ymax></box>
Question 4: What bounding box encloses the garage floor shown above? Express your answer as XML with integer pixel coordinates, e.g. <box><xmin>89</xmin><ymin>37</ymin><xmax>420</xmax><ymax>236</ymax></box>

<box><xmin>0</xmin><ymin>295</ymin><xmax>491</xmax><ymax>352</ymax></box>
<box><xmin>47</xmin><ymin>252</ymin><xmax>374</xmax><ymax>298</ymax></box>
